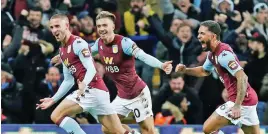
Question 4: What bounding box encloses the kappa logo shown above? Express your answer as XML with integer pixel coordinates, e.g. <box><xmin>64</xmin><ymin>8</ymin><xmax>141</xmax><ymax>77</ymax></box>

<box><xmin>103</xmin><ymin>56</ymin><xmax>113</xmax><ymax>64</ymax></box>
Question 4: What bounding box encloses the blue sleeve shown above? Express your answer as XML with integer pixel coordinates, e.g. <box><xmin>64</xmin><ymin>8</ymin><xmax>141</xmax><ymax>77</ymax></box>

<box><xmin>122</xmin><ymin>37</ymin><xmax>163</xmax><ymax>69</ymax></box>
<box><xmin>121</xmin><ymin>37</ymin><xmax>135</xmax><ymax>56</ymax></box>
<box><xmin>202</xmin><ymin>53</ymin><xmax>214</xmax><ymax>72</ymax></box>
<box><xmin>73</xmin><ymin>39</ymin><xmax>97</xmax><ymax>87</ymax></box>
<box><xmin>89</xmin><ymin>38</ymin><xmax>99</xmax><ymax>53</ymax></box>
<box><xmin>218</xmin><ymin>50</ymin><xmax>243</xmax><ymax>76</ymax></box>
<box><xmin>52</xmin><ymin>64</ymin><xmax>74</xmax><ymax>102</ymax></box>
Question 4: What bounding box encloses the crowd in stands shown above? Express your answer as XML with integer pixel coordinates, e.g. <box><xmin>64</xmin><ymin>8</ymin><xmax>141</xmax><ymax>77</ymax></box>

<box><xmin>1</xmin><ymin>0</ymin><xmax>268</xmax><ymax>125</ymax></box>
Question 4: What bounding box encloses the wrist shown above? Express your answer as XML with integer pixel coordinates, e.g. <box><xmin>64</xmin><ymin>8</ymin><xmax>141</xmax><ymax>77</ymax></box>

<box><xmin>234</xmin><ymin>103</ymin><xmax>241</xmax><ymax>107</ymax></box>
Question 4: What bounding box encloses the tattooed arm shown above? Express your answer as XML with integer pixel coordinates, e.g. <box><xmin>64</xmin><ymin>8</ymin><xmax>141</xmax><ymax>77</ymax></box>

<box><xmin>234</xmin><ymin>70</ymin><xmax>248</xmax><ymax>105</ymax></box>
<box><xmin>218</xmin><ymin>50</ymin><xmax>245</xmax><ymax>105</ymax></box>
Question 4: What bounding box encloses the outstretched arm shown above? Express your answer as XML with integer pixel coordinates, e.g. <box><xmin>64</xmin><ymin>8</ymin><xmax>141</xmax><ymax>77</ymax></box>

<box><xmin>121</xmin><ymin>37</ymin><xmax>172</xmax><ymax>74</ymax></box>
<box><xmin>52</xmin><ymin>64</ymin><xmax>75</xmax><ymax>102</ymax></box>
<box><xmin>176</xmin><ymin>53</ymin><xmax>213</xmax><ymax>77</ymax></box>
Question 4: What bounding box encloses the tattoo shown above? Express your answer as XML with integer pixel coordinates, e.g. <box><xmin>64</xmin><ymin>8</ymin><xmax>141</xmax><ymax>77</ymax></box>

<box><xmin>235</xmin><ymin>74</ymin><xmax>247</xmax><ymax>105</ymax></box>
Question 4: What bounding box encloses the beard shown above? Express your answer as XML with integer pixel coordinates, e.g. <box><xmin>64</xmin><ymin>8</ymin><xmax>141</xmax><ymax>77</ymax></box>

<box><xmin>131</xmin><ymin>5</ymin><xmax>143</xmax><ymax>15</ymax></box>
<box><xmin>201</xmin><ymin>39</ymin><xmax>212</xmax><ymax>52</ymax></box>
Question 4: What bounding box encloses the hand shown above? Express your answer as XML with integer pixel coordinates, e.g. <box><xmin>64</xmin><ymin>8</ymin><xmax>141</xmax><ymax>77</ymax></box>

<box><xmin>175</xmin><ymin>64</ymin><xmax>186</xmax><ymax>73</ymax></box>
<box><xmin>142</xmin><ymin>5</ymin><xmax>151</xmax><ymax>17</ymax></box>
<box><xmin>63</xmin><ymin>0</ymin><xmax>72</xmax><ymax>7</ymax></box>
<box><xmin>137</xmin><ymin>20</ymin><xmax>145</xmax><ymax>29</ymax></box>
<box><xmin>36</xmin><ymin>98</ymin><xmax>55</xmax><ymax>110</ymax></box>
<box><xmin>227</xmin><ymin>104</ymin><xmax>241</xmax><ymax>120</ymax></box>
<box><xmin>161</xmin><ymin>61</ymin><xmax>173</xmax><ymax>74</ymax></box>
<box><xmin>51</xmin><ymin>54</ymin><xmax>61</xmax><ymax>66</ymax></box>
<box><xmin>231</xmin><ymin>10</ymin><xmax>242</xmax><ymax>22</ymax></box>
<box><xmin>18</xmin><ymin>45</ymin><xmax>30</xmax><ymax>55</ymax></box>
<box><xmin>77</xmin><ymin>80</ymin><xmax>86</xmax><ymax>97</ymax></box>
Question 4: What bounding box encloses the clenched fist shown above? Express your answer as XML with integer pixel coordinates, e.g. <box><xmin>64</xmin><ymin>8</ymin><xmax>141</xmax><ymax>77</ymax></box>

<box><xmin>161</xmin><ymin>61</ymin><xmax>173</xmax><ymax>74</ymax></box>
<box><xmin>175</xmin><ymin>64</ymin><xmax>186</xmax><ymax>73</ymax></box>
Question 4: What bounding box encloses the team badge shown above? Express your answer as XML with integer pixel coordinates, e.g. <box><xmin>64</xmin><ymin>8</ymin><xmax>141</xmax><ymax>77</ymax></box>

<box><xmin>112</xmin><ymin>45</ymin><xmax>118</xmax><ymax>53</ymax></box>
<box><xmin>228</xmin><ymin>61</ymin><xmax>238</xmax><ymax>70</ymax></box>
<box><xmin>82</xmin><ymin>48</ymin><xmax>91</xmax><ymax>57</ymax></box>
<box><xmin>100</xmin><ymin>45</ymin><xmax>103</xmax><ymax>50</ymax></box>
<box><xmin>67</xmin><ymin>45</ymin><xmax>71</xmax><ymax>53</ymax></box>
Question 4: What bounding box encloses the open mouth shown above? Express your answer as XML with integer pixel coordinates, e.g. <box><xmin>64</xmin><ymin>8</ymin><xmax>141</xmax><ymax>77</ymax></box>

<box><xmin>99</xmin><ymin>31</ymin><xmax>108</xmax><ymax>37</ymax></box>
<box><xmin>55</xmin><ymin>33</ymin><xmax>60</xmax><ymax>38</ymax></box>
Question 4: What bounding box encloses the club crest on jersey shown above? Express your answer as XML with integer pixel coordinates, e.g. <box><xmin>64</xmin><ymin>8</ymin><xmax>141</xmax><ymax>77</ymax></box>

<box><xmin>82</xmin><ymin>48</ymin><xmax>91</xmax><ymax>57</ymax></box>
<box><xmin>67</xmin><ymin>45</ymin><xmax>71</xmax><ymax>53</ymax></box>
<box><xmin>228</xmin><ymin>60</ymin><xmax>238</xmax><ymax>70</ymax></box>
<box><xmin>112</xmin><ymin>45</ymin><xmax>118</xmax><ymax>53</ymax></box>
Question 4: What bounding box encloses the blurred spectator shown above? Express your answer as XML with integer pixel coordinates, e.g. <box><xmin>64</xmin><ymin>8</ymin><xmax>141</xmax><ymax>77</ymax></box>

<box><xmin>260</xmin><ymin>73</ymin><xmax>268</xmax><ymax>101</ymax></box>
<box><xmin>1</xmin><ymin>63</ymin><xmax>23</xmax><ymax>123</ymax></box>
<box><xmin>34</xmin><ymin>67</ymin><xmax>61</xmax><ymax>124</ymax></box>
<box><xmin>77</xmin><ymin>11</ymin><xmax>98</xmax><ymax>44</ymax></box>
<box><xmin>253</xmin><ymin>3</ymin><xmax>268</xmax><ymax>40</ymax></box>
<box><xmin>91</xmin><ymin>0</ymin><xmax>121</xmax><ymax>33</ymax></box>
<box><xmin>153</xmin><ymin>73</ymin><xmax>203</xmax><ymax>124</ymax></box>
<box><xmin>154</xmin><ymin>93</ymin><xmax>188</xmax><ymax>125</ymax></box>
<box><xmin>245</xmin><ymin>32</ymin><xmax>268</xmax><ymax>98</ymax></box>
<box><xmin>173</xmin><ymin>0</ymin><xmax>201</xmax><ymax>29</ymax></box>
<box><xmin>1</xmin><ymin>0</ymin><xmax>15</xmax><ymax>50</ymax></box>
<box><xmin>50</xmin><ymin>0</ymin><xmax>86</xmax><ymax>14</ymax></box>
<box><xmin>37</xmin><ymin>0</ymin><xmax>61</xmax><ymax>28</ymax></box>
<box><xmin>121</xmin><ymin>0</ymin><xmax>158</xmax><ymax>91</ymax></box>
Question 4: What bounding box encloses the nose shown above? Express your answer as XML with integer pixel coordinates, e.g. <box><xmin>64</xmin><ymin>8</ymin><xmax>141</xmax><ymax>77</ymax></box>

<box><xmin>197</xmin><ymin>34</ymin><xmax>201</xmax><ymax>40</ymax></box>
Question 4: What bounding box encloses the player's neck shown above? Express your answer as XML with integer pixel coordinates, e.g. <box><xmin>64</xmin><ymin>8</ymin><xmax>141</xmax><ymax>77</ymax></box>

<box><xmin>62</xmin><ymin>32</ymin><xmax>72</xmax><ymax>46</ymax></box>
<box><xmin>103</xmin><ymin>33</ymin><xmax>115</xmax><ymax>45</ymax></box>
<box><xmin>210</xmin><ymin>40</ymin><xmax>221</xmax><ymax>53</ymax></box>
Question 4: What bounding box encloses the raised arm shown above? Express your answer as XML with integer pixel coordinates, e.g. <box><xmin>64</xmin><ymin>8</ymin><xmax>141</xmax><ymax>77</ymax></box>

<box><xmin>122</xmin><ymin>37</ymin><xmax>172</xmax><ymax>74</ymax></box>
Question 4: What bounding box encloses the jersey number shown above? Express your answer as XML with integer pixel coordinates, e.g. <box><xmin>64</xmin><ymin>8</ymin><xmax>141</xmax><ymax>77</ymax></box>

<box><xmin>69</xmin><ymin>65</ymin><xmax>77</xmax><ymax>74</ymax></box>
<box><xmin>105</xmin><ymin>66</ymin><xmax>119</xmax><ymax>73</ymax></box>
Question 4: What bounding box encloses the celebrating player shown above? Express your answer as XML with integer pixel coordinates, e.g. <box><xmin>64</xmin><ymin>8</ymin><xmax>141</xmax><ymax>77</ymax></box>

<box><xmin>93</xmin><ymin>11</ymin><xmax>173</xmax><ymax>134</ymax></box>
<box><xmin>175</xmin><ymin>20</ymin><xmax>259</xmax><ymax>134</ymax></box>
<box><xmin>52</xmin><ymin>11</ymin><xmax>172</xmax><ymax>134</ymax></box>
<box><xmin>36</xmin><ymin>14</ymin><xmax>132</xmax><ymax>134</ymax></box>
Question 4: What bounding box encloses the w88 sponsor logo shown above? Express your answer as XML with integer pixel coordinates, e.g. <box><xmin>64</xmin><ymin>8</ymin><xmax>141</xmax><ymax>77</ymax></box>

<box><xmin>105</xmin><ymin>66</ymin><xmax>119</xmax><ymax>73</ymax></box>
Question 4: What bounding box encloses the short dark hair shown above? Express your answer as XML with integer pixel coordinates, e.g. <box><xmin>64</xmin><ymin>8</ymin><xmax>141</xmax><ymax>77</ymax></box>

<box><xmin>29</xmin><ymin>6</ymin><xmax>43</xmax><ymax>14</ymax></box>
<box><xmin>170</xmin><ymin>72</ymin><xmax>184</xmax><ymax>80</ymax></box>
<box><xmin>200</xmin><ymin>20</ymin><xmax>221</xmax><ymax>40</ymax></box>
<box><xmin>96</xmin><ymin>11</ymin><xmax>116</xmax><ymax>24</ymax></box>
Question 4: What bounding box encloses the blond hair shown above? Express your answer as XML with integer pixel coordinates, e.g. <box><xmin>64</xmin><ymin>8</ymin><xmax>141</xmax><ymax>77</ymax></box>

<box><xmin>96</xmin><ymin>11</ymin><xmax>116</xmax><ymax>23</ymax></box>
<box><xmin>50</xmin><ymin>13</ymin><xmax>69</xmax><ymax>23</ymax></box>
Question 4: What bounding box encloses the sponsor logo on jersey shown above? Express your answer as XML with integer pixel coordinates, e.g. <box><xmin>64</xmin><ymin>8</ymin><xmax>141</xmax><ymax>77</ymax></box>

<box><xmin>228</xmin><ymin>60</ymin><xmax>238</xmax><ymax>70</ymax></box>
<box><xmin>63</xmin><ymin>58</ymin><xmax>70</xmax><ymax>66</ymax></box>
<box><xmin>82</xmin><ymin>48</ymin><xmax>91</xmax><ymax>57</ymax></box>
<box><xmin>112</xmin><ymin>45</ymin><xmax>118</xmax><ymax>53</ymax></box>
<box><xmin>103</xmin><ymin>56</ymin><xmax>113</xmax><ymax>64</ymax></box>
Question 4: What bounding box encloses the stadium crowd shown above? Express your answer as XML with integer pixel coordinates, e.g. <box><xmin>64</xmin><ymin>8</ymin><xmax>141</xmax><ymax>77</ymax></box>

<box><xmin>1</xmin><ymin>0</ymin><xmax>268</xmax><ymax>126</ymax></box>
